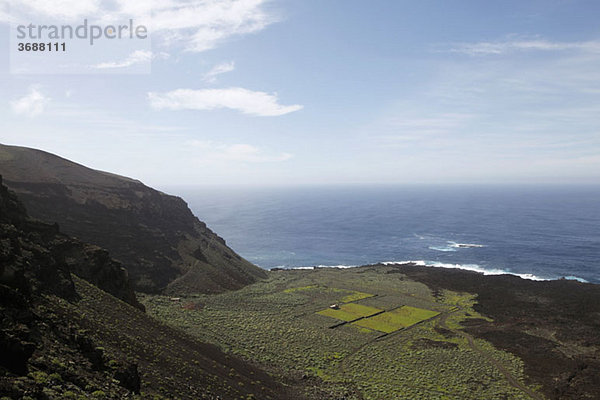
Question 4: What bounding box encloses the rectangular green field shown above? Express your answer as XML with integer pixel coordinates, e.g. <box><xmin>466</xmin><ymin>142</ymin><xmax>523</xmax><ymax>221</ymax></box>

<box><xmin>317</xmin><ymin>303</ymin><xmax>382</xmax><ymax>322</ymax></box>
<box><xmin>352</xmin><ymin>306</ymin><xmax>440</xmax><ymax>333</ymax></box>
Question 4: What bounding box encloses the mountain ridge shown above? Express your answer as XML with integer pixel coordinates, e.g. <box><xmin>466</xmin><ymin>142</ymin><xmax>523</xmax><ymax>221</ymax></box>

<box><xmin>0</xmin><ymin>143</ymin><xmax>266</xmax><ymax>294</ymax></box>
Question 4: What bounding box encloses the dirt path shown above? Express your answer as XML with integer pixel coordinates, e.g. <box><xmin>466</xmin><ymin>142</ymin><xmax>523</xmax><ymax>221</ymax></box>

<box><xmin>437</xmin><ymin>313</ymin><xmax>543</xmax><ymax>400</ymax></box>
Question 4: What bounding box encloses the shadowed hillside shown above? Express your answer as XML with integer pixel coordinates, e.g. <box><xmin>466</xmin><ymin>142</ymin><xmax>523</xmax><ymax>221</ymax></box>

<box><xmin>0</xmin><ymin>175</ymin><xmax>142</xmax><ymax>310</ymax></box>
<box><xmin>0</xmin><ymin>176</ymin><xmax>300</xmax><ymax>399</ymax></box>
<box><xmin>0</xmin><ymin>143</ymin><xmax>266</xmax><ymax>294</ymax></box>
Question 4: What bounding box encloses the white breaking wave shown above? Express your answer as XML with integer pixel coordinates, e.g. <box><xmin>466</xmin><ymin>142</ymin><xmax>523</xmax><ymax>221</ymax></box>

<box><xmin>449</xmin><ymin>241</ymin><xmax>486</xmax><ymax>248</ymax></box>
<box><xmin>428</xmin><ymin>245</ymin><xmax>457</xmax><ymax>252</ymax></box>
<box><xmin>429</xmin><ymin>241</ymin><xmax>485</xmax><ymax>252</ymax></box>
<box><xmin>563</xmin><ymin>276</ymin><xmax>589</xmax><ymax>283</ymax></box>
<box><xmin>286</xmin><ymin>265</ymin><xmax>358</xmax><ymax>270</ymax></box>
<box><xmin>382</xmin><ymin>260</ymin><xmax>427</xmax><ymax>266</ymax></box>
<box><xmin>284</xmin><ymin>260</ymin><xmax>589</xmax><ymax>283</ymax></box>
<box><xmin>382</xmin><ymin>260</ymin><xmax>548</xmax><ymax>281</ymax></box>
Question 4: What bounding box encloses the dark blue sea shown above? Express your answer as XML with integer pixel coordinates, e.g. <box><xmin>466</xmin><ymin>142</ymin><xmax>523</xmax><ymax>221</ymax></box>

<box><xmin>167</xmin><ymin>185</ymin><xmax>600</xmax><ymax>283</ymax></box>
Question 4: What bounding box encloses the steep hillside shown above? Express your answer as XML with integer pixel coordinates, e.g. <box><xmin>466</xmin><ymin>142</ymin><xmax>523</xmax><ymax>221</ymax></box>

<box><xmin>0</xmin><ymin>175</ymin><xmax>142</xmax><ymax>310</ymax></box>
<box><xmin>0</xmin><ymin>143</ymin><xmax>266</xmax><ymax>294</ymax></box>
<box><xmin>0</xmin><ymin>177</ymin><xmax>299</xmax><ymax>399</ymax></box>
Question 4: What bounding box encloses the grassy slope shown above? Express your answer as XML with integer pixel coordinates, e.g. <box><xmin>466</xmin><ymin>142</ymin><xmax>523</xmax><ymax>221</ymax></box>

<box><xmin>52</xmin><ymin>275</ymin><xmax>299</xmax><ymax>400</ymax></box>
<box><xmin>141</xmin><ymin>267</ymin><xmax>538</xmax><ymax>400</ymax></box>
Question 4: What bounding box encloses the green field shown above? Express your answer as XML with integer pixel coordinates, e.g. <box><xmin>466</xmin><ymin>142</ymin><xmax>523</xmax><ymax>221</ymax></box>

<box><xmin>317</xmin><ymin>303</ymin><xmax>382</xmax><ymax>321</ymax></box>
<box><xmin>340</xmin><ymin>290</ymin><xmax>374</xmax><ymax>303</ymax></box>
<box><xmin>284</xmin><ymin>286</ymin><xmax>375</xmax><ymax>304</ymax></box>
<box><xmin>353</xmin><ymin>306</ymin><xmax>440</xmax><ymax>333</ymax></box>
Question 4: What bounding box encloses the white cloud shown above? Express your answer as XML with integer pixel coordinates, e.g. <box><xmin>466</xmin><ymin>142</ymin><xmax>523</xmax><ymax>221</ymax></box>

<box><xmin>3</xmin><ymin>0</ymin><xmax>277</xmax><ymax>53</ymax></box>
<box><xmin>148</xmin><ymin>87</ymin><xmax>303</xmax><ymax>116</ymax></box>
<box><xmin>203</xmin><ymin>61</ymin><xmax>235</xmax><ymax>83</ymax></box>
<box><xmin>94</xmin><ymin>50</ymin><xmax>153</xmax><ymax>69</ymax></box>
<box><xmin>149</xmin><ymin>0</ymin><xmax>276</xmax><ymax>52</ymax></box>
<box><xmin>451</xmin><ymin>38</ymin><xmax>600</xmax><ymax>56</ymax></box>
<box><xmin>188</xmin><ymin>140</ymin><xmax>292</xmax><ymax>163</ymax></box>
<box><xmin>362</xmin><ymin>34</ymin><xmax>600</xmax><ymax>179</ymax></box>
<box><xmin>10</xmin><ymin>87</ymin><xmax>50</xmax><ymax>117</ymax></box>
<box><xmin>0</xmin><ymin>1</ymin><xmax>14</xmax><ymax>22</ymax></box>
<box><xmin>15</xmin><ymin>0</ymin><xmax>100</xmax><ymax>20</ymax></box>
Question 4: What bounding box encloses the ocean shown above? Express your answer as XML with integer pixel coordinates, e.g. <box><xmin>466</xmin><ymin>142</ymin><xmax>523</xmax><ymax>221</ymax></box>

<box><xmin>169</xmin><ymin>185</ymin><xmax>600</xmax><ymax>284</ymax></box>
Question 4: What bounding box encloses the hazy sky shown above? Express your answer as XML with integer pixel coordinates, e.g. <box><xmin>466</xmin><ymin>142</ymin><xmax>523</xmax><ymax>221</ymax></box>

<box><xmin>1</xmin><ymin>0</ymin><xmax>599</xmax><ymax>186</ymax></box>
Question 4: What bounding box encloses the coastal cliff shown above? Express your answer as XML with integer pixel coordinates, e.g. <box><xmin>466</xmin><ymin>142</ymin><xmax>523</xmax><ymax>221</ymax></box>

<box><xmin>0</xmin><ymin>143</ymin><xmax>266</xmax><ymax>294</ymax></box>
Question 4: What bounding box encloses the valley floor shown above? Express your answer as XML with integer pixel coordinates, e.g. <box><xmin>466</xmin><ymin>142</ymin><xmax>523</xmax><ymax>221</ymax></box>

<box><xmin>140</xmin><ymin>266</ymin><xmax>544</xmax><ymax>399</ymax></box>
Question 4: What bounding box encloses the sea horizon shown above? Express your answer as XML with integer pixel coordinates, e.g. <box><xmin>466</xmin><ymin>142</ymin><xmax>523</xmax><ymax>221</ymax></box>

<box><xmin>162</xmin><ymin>184</ymin><xmax>600</xmax><ymax>285</ymax></box>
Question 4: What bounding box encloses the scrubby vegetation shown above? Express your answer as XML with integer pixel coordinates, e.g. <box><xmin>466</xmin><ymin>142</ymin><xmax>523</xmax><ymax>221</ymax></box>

<box><xmin>141</xmin><ymin>266</ymin><xmax>541</xmax><ymax>399</ymax></box>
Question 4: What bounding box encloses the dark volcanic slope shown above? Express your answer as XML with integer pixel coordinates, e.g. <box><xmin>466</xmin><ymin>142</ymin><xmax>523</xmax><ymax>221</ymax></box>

<box><xmin>387</xmin><ymin>263</ymin><xmax>600</xmax><ymax>400</ymax></box>
<box><xmin>0</xmin><ymin>175</ymin><xmax>142</xmax><ymax>310</ymax></box>
<box><xmin>0</xmin><ymin>143</ymin><xmax>266</xmax><ymax>294</ymax></box>
<box><xmin>0</xmin><ymin>177</ymin><xmax>298</xmax><ymax>399</ymax></box>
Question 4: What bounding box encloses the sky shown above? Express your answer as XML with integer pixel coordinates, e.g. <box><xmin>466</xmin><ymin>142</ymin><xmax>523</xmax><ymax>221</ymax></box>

<box><xmin>1</xmin><ymin>0</ymin><xmax>599</xmax><ymax>187</ymax></box>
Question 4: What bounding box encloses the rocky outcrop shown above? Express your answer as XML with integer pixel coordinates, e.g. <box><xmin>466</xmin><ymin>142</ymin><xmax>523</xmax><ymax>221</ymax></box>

<box><xmin>0</xmin><ymin>143</ymin><xmax>266</xmax><ymax>294</ymax></box>
<box><xmin>51</xmin><ymin>240</ymin><xmax>142</xmax><ymax>309</ymax></box>
<box><xmin>1</xmin><ymin>176</ymin><xmax>75</xmax><ymax>300</ymax></box>
<box><xmin>0</xmin><ymin>176</ymin><xmax>145</xmax><ymax>398</ymax></box>
<box><xmin>0</xmin><ymin>175</ymin><xmax>143</xmax><ymax>309</ymax></box>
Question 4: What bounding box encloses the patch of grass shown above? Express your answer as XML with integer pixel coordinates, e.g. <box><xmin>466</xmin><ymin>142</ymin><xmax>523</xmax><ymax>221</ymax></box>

<box><xmin>283</xmin><ymin>285</ymin><xmax>319</xmax><ymax>293</ymax></box>
<box><xmin>284</xmin><ymin>286</ymin><xmax>374</xmax><ymax>304</ymax></box>
<box><xmin>28</xmin><ymin>371</ymin><xmax>48</xmax><ymax>384</ymax></box>
<box><xmin>340</xmin><ymin>291</ymin><xmax>374</xmax><ymax>303</ymax></box>
<box><xmin>317</xmin><ymin>303</ymin><xmax>382</xmax><ymax>322</ymax></box>
<box><xmin>353</xmin><ymin>306</ymin><xmax>440</xmax><ymax>333</ymax></box>
<box><xmin>91</xmin><ymin>390</ymin><xmax>106</xmax><ymax>398</ymax></box>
